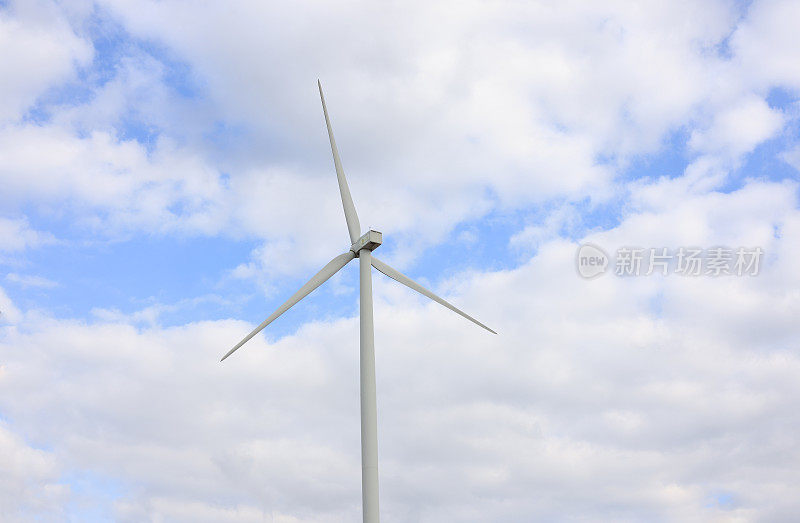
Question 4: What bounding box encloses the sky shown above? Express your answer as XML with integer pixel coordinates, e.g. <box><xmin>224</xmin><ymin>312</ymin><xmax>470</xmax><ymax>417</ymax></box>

<box><xmin>1</xmin><ymin>0</ymin><xmax>800</xmax><ymax>521</ymax></box>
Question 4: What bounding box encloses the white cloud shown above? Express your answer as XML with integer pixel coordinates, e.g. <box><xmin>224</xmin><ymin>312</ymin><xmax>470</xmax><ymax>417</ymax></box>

<box><xmin>114</xmin><ymin>499</ymin><xmax>287</xmax><ymax>523</ymax></box>
<box><xmin>0</xmin><ymin>217</ymin><xmax>55</xmax><ymax>252</ymax></box>
<box><xmin>509</xmin><ymin>204</ymin><xmax>581</xmax><ymax>252</ymax></box>
<box><xmin>1</xmin><ymin>178</ymin><xmax>800</xmax><ymax>520</ymax></box>
<box><xmin>1</xmin><ymin>2</ymin><xmax>800</xmax><ymax>519</ymax></box>
<box><xmin>0</xmin><ymin>124</ymin><xmax>227</xmax><ymax>233</ymax></box>
<box><xmin>0</xmin><ymin>286</ymin><xmax>22</xmax><ymax>323</ymax></box>
<box><xmin>0</xmin><ymin>422</ymin><xmax>66</xmax><ymax>521</ymax></box>
<box><xmin>68</xmin><ymin>0</ymin><xmax>739</xmax><ymax>234</ymax></box>
<box><xmin>5</xmin><ymin>273</ymin><xmax>58</xmax><ymax>289</ymax></box>
<box><xmin>730</xmin><ymin>0</ymin><xmax>800</xmax><ymax>91</ymax></box>
<box><xmin>90</xmin><ymin>294</ymin><xmax>229</xmax><ymax>326</ymax></box>
<box><xmin>0</xmin><ymin>1</ymin><xmax>92</xmax><ymax>123</ymax></box>
<box><xmin>0</xmin><ymin>0</ymin><xmax>795</xmax><ymax>280</ymax></box>
<box><xmin>689</xmin><ymin>96</ymin><xmax>784</xmax><ymax>157</ymax></box>
<box><xmin>782</xmin><ymin>144</ymin><xmax>800</xmax><ymax>172</ymax></box>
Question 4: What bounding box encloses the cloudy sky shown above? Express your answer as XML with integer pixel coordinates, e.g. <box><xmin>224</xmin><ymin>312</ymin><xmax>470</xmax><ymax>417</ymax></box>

<box><xmin>1</xmin><ymin>0</ymin><xmax>800</xmax><ymax>521</ymax></box>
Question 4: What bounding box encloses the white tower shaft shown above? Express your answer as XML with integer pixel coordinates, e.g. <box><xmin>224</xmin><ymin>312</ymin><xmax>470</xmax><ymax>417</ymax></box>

<box><xmin>359</xmin><ymin>249</ymin><xmax>380</xmax><ymax>522</ymax></box>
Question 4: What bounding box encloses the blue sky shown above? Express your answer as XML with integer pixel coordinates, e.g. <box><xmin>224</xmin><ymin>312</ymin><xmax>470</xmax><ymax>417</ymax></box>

<box><xmin>2</xmin><ymin>1</ymin><xmax>800</xmax><ymax>521</ymax></box>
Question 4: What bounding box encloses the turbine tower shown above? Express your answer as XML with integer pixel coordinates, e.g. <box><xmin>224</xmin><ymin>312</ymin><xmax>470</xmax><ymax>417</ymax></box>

<box><xmin>221</xmin><ymin>81</ymin><xmax>496</xmax><ymax>523</ymax></box>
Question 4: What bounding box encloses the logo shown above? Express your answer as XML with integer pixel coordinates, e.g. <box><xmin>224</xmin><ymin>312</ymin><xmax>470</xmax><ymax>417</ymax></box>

<box><xmin>576</xmin><ymin>243</ymin><xmax>609</xmax><ymax>279</ymax></box>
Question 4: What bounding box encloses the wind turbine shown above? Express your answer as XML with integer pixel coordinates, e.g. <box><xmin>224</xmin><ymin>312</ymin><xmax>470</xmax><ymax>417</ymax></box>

<box><xmin>221</xmin><ymin>81</ymin><xmax>496</xmax><ymax>523</ymax></box>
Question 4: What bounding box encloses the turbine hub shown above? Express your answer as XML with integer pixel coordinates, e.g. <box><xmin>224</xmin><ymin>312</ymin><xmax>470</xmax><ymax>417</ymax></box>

<box><xmin>351</xmin><ymin>229</ymin><xmax>382</xmax><ymax>255</ymax></box>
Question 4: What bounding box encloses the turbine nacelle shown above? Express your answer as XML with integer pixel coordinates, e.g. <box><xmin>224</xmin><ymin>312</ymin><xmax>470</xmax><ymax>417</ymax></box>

<box><xmin>351</xmin><ymin>229</ymin><xmax>383</xmax><ymax>255</ymax></box>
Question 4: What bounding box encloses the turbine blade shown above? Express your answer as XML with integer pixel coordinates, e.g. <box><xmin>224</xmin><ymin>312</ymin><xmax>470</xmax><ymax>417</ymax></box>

<box><xmin>371</xmin><ymin>256</ymin><xmax>497</xmax><ymax>334</ymax></box>
<box><xmin>221</xmin><ymin>251</ymin><xmax>356</xmax><ymax>361</ymax></box>
<box><xmin>318</xmin><ymin>80</ymin><xmax>362</xmax><ymax>243</ymax></box>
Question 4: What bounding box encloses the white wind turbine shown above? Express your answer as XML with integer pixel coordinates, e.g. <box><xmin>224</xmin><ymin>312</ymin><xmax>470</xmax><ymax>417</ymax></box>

<box><xmin>221</xmin><ymin>81</ymin><xmax>496</xmax><ymax>523</ymax></box>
